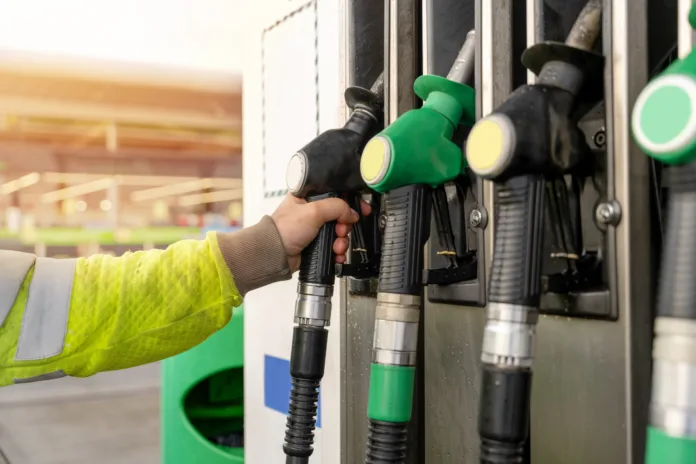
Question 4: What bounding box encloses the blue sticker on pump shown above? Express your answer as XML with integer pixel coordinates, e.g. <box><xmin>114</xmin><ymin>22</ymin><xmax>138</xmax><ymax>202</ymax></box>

<box><xmin>264</xmin><ymin>354</ymin><xmax>322</xmax><ymax>428</ymax></box>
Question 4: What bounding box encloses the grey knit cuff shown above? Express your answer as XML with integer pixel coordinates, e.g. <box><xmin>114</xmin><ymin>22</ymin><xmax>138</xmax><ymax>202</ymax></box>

<box><xmin>216</xmin><ymin>215</ymin><xmax>292</xmax><ymax>297</ymax></box>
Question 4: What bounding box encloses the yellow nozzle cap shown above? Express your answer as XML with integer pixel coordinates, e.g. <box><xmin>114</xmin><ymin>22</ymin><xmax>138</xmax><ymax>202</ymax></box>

<box><xmin>465</xmin><ymin>114</ymin><xmax>516</xmax><ymax>179</ymax></box>
<box><xmin>361</xmin><ymin>136</ymin><xmax>391</xmax><ymax>185</ymax></box>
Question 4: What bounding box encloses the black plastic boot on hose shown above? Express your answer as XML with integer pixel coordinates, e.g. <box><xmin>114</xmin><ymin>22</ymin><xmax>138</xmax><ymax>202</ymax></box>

<box><xmin>365</xmin><ymin>420</ymin><xmax>408</xmax><ymax>463</ymax></box>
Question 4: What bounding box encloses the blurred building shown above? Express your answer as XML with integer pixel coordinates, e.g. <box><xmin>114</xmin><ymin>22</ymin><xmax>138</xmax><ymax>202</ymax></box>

<box><xmin>0</xmin><ymin>50</ymin><xmax>242</xmax><ymax>257</ymax></box>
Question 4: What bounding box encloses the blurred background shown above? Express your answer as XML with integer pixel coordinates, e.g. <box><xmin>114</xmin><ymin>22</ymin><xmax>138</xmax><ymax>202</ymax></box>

<box><xmin>0</xmin><ymin>1</ymin><xmax>243</xmax><ymax>462</ymax></box>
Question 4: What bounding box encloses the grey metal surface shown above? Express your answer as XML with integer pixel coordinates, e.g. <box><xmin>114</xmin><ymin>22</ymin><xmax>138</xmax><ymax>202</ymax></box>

<box><xmin>343</xmin><ymin>292</ymin><xmax>379</xmax><ymax>463</ymax></box>
<box><xmin>532</xmin><ymin>317</ymin><xmax>629</xmax><ymax>463</ymax></box>
<box><xmin>423</xmin><ymin>304</ymin><xmax>485</xmax><ymax>463</ymax></box>
<box><xmin>385</xmin><ymin>0</ymin><xmax>419</xmax><ymax>123</ymax></box>
<box><xmin>422</xmin><ymin>1</ymin><xmax>514</xmax><ymax>462</ymax></box>
<box><xmin>530</xmin><ymin>1</ymin><xmax>654</xmax><ymax>463</ymax></box>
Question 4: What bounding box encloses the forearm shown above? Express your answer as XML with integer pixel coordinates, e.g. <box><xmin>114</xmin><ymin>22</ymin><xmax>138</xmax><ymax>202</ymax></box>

<box><xmin>0</xmin><ymin>215</ymin><xmax>291</xmax><ymax>385</ymax></box>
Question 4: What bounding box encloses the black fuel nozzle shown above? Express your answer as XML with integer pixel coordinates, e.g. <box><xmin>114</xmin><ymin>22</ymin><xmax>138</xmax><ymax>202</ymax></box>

<box><xmin>465</xmin><ymin>1</ymin><xmax>604</xmax><ymax>462</ymax></box>
<box><xmin>282</xmin><ymin>74</ymin><xmax>384</xmax><ymax>464</ymax></box>
<box><xmin>285</xmin><ymin>77</ymin><xmax>384</xmax><ymax>284</ymax></box>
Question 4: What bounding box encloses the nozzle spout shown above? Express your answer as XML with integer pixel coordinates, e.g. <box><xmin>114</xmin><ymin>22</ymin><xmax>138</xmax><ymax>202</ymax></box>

<box><xmin>566</xmin><ymin>0</ymin><xmax>603</xmax><ymax>51</ymax></box>
<box><xmin>446</xmin><ymin>30</ymin><xmax>476</xmax><ymax>85</ymax></box>
<box><xmin>537</xmin><ymin>0</ymin><xmax>603</xmax><ymax>95</ymax></box>
<box><xmin>370</xmin><ymin>72</ymin><xmax>385</xmax><ymax>96</ymax></box>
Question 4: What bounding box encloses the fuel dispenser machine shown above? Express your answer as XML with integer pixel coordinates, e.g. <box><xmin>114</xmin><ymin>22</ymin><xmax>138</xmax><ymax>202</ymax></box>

<box><xmin>241</xmin><ymin>0</ymin><xmax>680</xmax><ymax>462</ymax></box>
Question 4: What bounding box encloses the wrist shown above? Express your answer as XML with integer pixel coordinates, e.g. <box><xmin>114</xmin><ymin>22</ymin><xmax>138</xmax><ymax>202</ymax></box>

<box><xmin>216</xmin><ymin>216</ymin><xmax>292</xmax><ymax>296</ymax></box>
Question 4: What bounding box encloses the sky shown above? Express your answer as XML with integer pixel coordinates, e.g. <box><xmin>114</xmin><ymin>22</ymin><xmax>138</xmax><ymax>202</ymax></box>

<box><xmin>0</xmin><ymin>0</ymin><xmax>243</xmax><ymax>73</ymax></box>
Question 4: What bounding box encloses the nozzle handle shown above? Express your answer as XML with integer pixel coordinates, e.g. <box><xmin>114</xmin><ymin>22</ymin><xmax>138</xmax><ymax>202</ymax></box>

<box><xmin>488</xmin><ymin>175</ymin><xmax>546</xmax><ymax>307</ymax></box>
<box><xmin>299</xmin><ymin>194</ymin><xmax>338</xmax><ymax>286</ymax></box>
<box><xmin>377</xmin><ymin>184</ymin><xmax>432</xmax><ymax>295</ymax></box>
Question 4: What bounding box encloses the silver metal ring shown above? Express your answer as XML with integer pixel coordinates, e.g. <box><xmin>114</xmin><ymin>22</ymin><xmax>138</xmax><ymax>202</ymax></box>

<box><xmin>375</xmin><ymin>292</ymin><xmax>421</xmax><ymax>323</ymax></box>
<box><xmin>372</xmin><ymin>319</ymin><xmax>419</xmax><ymax>353</ymax></box>
<box><xmin>650</xmin><ymin>359</ymin><xmax>696</xmax><ymax>438</ymax></box>
<box><xmin>487</xmin><ymin>302</ymin><xmax>538</xmax><ymax>324</ymax></box>
<box><xmin>298</xmin><ymin>282</ymin><xmax>334</xmax><ymax>297</ymax></box>
<box><xmin>294</xmin><ymin>283</ymin><xmax>333</xmax><ymax>324</ymax></box>
<box><xmin>377</xmin><ymin>292</ymin><xmax>421</xmax><ymax>306</ymax></box>
<box><xmin>295</xmin><ymin>317</ymin><xmax>329</xmax><ymax>328</ymax></box>
<box><xmin>372</xmin><ymin>349</ymin><xmax>417</xmax><ymax>366</ymax></box>
<box><xmin>481</xmin><ymin>320</ymin><xmax>535</xmax><ymax>368</ymax></box>
<box><xmin>651</xmin><ymin>407</ymin><xmax>696</xmax><ymax>440</ymax></box>
<box><xmin>653</xmin><ymin>317</ymin><xmax>696</xmax><ymax>364</ymax></box>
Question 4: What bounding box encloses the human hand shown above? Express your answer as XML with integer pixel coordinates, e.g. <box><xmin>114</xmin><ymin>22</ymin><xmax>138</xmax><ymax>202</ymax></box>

<box><xmin>271</xmin><ymin>193</ymin><xmax>372</xmax><ymax>272</ymax></box>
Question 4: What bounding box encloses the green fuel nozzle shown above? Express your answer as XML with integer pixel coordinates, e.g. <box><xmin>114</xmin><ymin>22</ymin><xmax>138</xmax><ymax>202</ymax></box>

<box><xmin>632</xmin><ymin>8</ymin><xmax>696</xmax><ymax>166</ymax></box>
<box><xmin>360</xmin><ymin>33</ymin><xmax>476</xmax><ymax>194</ymax></box>
<box><xmin>361</xmin><ymin>30</ymin><xmax>477</xmax><ymax>464</ymax></box>
<box><xmin>631</xmin><ymin>5</ymin><xmax>696</xmax><ymax>464</ymax></box>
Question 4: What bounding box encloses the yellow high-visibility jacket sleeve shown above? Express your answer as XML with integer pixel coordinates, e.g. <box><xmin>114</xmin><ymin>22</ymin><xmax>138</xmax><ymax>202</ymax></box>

<box><xmin>0</xmin><ymin>233</ymin><xmax>240</xmax><ymax>386</ymax></box>
<box><xmin>0</xmin><ymin>217</ymin><xmax>292</xmax><ymax>387</ymax></box>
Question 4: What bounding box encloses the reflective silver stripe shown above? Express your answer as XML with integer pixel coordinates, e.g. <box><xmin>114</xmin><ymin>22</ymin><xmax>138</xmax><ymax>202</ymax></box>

<box><xmin>13</xmin><ymin>370</ymin><xmax>66</xmax><ymax>384</ymax></box>
<box><xmin>15</xmin><ymin>258</ymin><xmax>77</xmax><ymax>361</ymax></box>
<box><xmin>0</xmin><ymin>250</ymin><xmax>37</xmax><ymax>327</ymax></box>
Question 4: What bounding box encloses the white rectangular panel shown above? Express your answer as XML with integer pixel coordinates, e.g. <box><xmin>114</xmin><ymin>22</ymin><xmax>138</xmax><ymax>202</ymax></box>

<box><xmin>243</xmin><ymin>1</ymin><xmax>343</xmax><ymax>463</ymax></box>
<box><xmin>261</xmin><ymin>2</ymin><xmax>319</xmax><ymax>198</ymax></box>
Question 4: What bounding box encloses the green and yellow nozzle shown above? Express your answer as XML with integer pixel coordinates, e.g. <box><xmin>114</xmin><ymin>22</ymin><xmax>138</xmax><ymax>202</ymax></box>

<box><xmin>359</xmin><ymin>30</ymin><xmax>476</xmax><ymax>463</ymax></box>
<box><xmin>632</xmin><ymin>6</ymin><xmax>696</xmax><ymax>464</ymax></box>
<box><xmin>360</xmin><ymin>73</ymin><xmax>475</xmax><ymax>193</ymax></box>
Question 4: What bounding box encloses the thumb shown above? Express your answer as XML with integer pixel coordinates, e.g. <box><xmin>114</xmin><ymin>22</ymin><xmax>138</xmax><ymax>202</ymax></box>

<box><xmin>309</xmin><ymin>198</ymin><xmax>358</xmax><ymax>225</ymax></box>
